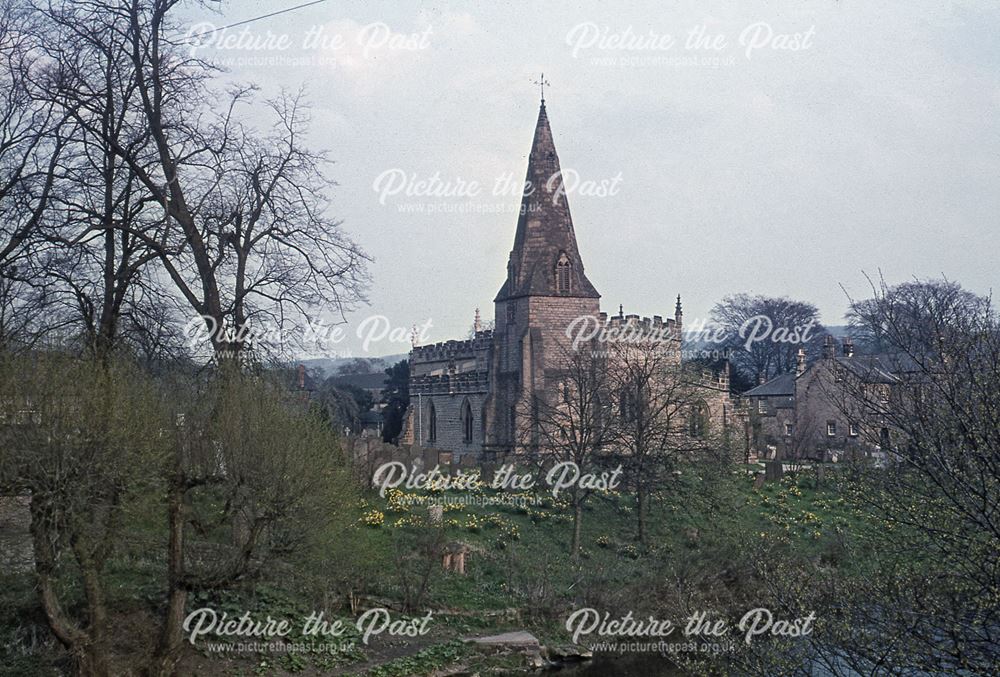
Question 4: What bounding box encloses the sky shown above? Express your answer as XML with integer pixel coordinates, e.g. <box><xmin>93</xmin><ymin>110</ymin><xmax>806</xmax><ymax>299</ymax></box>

<box><xmin>182</xmin><ymin>0</ymin><xmax>1000</xmax><ymax>358</ymax></box>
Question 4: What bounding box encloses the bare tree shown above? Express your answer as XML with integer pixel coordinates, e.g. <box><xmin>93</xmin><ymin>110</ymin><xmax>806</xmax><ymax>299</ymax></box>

<box><xmin>0</xmin><ymin>1</ymin><xmax>67</xmax><ymax>349</ymax></box>
<box><xmin>41</xmin><ymin>0</ymin><xmax>370</xmax><ymax>365</ymax></box>
<box><xmin>152</xmin><ymin>370</ymin><xmax>351</xmax><ymax>675</ymax></box>
<box><xmin>0</xmin><ymin>1</ymin><xmax>63</xmax><ymax>263</ymax></box>
<box><xmin>607</xmin><ymin>338</ymin><xmax>716</xmax><ymax>544</ymax></box>
<box><xmin>804</xmin><ymin>276</ymin><xmax>1000</xmax><ymax>673</ymax></box>
<box><xmin>521</xmin><ymin>342</ymin><xmax>614</xmax><ymax>559</ymax></box>
<box><xmin>846</xmin><ymin>275</ymin><xmax>992</xmax><ymax>354</ymax></box>
<box><xmin>39</xmin><ymin>94</ymin><xmax>164</xmax><ymax>359</ymax></box>
<box><xmin>712</xmin><ymin>293</ymin><xmax>828</xmax><ymax>385</ymax></box>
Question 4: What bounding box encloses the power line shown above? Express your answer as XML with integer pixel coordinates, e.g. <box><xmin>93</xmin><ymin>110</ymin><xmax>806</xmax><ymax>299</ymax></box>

<box><xmin>186</xmin><ymin>0</ymin><xmax>332</xmax><ymax>41</ymax></box>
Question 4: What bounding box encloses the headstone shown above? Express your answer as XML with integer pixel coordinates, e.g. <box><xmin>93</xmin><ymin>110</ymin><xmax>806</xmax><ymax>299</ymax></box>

<box><xmin>443</xmin><ymin>542</ymin><xmax>471</xmax><ymax>574</ymax></box>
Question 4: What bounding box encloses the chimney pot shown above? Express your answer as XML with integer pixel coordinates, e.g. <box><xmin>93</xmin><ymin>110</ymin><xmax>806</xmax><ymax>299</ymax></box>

<box><xmin>822</xmin><ymin>335</ymin><xmax>837</xmax><ymax>359</ymax></box>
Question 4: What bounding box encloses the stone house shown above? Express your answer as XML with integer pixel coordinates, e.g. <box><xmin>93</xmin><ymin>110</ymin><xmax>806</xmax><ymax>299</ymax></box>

<box><xmin>746</xmin><ymin>336</ymin><xmax>916</xmax><ymax>462</ymax></box>
<box><xmin>743</xmin><ymin>372</ymin><xmax>796</xmax><ymax>460</ymax></box>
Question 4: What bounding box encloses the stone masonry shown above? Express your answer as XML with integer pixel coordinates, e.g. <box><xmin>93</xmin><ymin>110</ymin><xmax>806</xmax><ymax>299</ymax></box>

<box><xmin>401</xmin><ymin>98</ymin><xmax>732</xmax><ymax>455</ymax></box>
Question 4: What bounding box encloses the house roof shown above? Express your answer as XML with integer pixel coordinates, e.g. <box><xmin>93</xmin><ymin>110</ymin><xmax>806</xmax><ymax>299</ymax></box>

<box><xmin>834</xmin><ymin>353</ymin><xmax>921</xmax><ymax>384</ymax></box>
<box><xmin>744</xmin><ymin>372</ymin><xmax>796</xmax><ymax>397</ymax></box>
<box><xmin>330</xmin><ymin>372</ymin><xmax>388</xmax><ymax>391</ymax></box>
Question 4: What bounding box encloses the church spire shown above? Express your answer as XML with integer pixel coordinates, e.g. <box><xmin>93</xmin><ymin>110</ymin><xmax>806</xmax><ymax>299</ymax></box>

<box><xmin>495</xmin><ymin>99</ymin><xmax>599</xmax><ymax>302</ymax></box>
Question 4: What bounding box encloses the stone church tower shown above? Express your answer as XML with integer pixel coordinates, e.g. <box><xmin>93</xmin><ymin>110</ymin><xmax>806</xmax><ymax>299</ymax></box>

<box><xmin>401</xmin><ymin>97</ymin><xmax>726</xmax><ymax>456</ymax></box>
<box><xmin>485</xmin><ymin>100</ymin><xmax>602</xmax><ymax>450</ymax></box>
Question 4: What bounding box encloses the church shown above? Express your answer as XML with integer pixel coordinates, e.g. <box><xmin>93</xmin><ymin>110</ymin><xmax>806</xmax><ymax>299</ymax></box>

<box><xmin>400</xmin><ymin>97</ymin><xmax>732</xmax><ymax>456</ymax></box>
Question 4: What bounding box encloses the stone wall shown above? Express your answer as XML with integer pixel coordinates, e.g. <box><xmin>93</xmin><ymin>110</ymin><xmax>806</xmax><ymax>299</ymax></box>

<box><xmin>345</xmin><ymin>436</ymin><xmax>519</xmax><ymax>488</ymax></box>
<box><xmin>409</xmin><ymin>389</ymin><xmax>489</xmax><ymax>452</ymax></box>
<box><xmin>0</xmin><ymin>495</ymin><xmax>32</xmax><ymax>574</ymax></box>
<box><xmin>794</xmin><ymin>359</ymin><xmax>880</xmax><ymax>460</ymax></box>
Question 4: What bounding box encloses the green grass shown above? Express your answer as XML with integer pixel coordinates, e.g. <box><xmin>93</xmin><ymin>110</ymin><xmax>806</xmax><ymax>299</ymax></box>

<box><xmin>1</xmin><ymin>463</ymin><xmax>875</xmax><ymax>675</ymax></box>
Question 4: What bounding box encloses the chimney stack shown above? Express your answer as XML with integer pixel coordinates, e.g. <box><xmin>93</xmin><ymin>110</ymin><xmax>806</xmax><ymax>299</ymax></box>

<box><xmin>822</xmin><ymin>335</ymin><xmax>837</xmax><ymax>360</ymax></box>
<box><xmin>796</xmin><ymin>347</ymin><xmax>807</xmax><ymax>375</ymax></box>
<box><xmin>842</xmin><ymin>336</ymin><xmax>854</xmax><ymax>358</ymax></box>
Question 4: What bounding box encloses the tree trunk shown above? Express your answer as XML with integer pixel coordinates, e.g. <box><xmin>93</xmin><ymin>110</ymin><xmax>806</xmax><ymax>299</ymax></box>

<box><xmin>636</xmin><ymin>488</ymin><xmax>646</xmax><ymax>544</ymax></box>
<box><xmin>151</xmin><ymin>472</ymin><xmax>187</xmax><ymax>677</ymax></box>
<box><xmin>30</xmin><ymin>499</ymin><xmax>110</xmax><ymax>677</ymax></box>
<box><xmin>570</xmin><ymin>500</ymin><xmax>583</xmax><ymax>559</ymax></box>
<box><xmin>73</xmin><ymin>539</ymin><xmax>112</xmax><ymax>677</ymax></box>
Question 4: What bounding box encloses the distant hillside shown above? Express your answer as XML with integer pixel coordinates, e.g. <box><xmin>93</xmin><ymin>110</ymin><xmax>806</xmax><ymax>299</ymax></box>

<box><xmin>298</xmin><ymin>354</ymin><xmax>407</xmax><ymax>379</ymax></box>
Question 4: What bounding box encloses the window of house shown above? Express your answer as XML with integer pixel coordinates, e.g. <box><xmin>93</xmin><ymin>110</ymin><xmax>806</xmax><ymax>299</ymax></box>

<box><xmin>785</xmin><ymin>422</ymin><xmax>793</xmax><ymax>436</ymax></box>
<box><xmin>462</xmin><ymin>401</ymin><xmax>473</xmax><ymax>443</ymax></box>
<box><xmin>506</xmin><ymin>301</ymin><xmax>516</xmax><ymax>324</ymax></box>
<box><xmin>428</xmin><ymin>401</ymin><xmax>437</xmax><ymax>443</ymax></box>
<box><xmin>757</xmin><ymin>399</ymin><xmax>766</xmax><ymax>414</ymax></box>
<box><xmin>849</xmin><ymin>422</ymin><xmax>859</xmax><ymax>437</ymax></box>
<box><xmin>827</xmin><ymin>421</ymin><xmax>837</xmax><ymax>437</ymax></box>
<box><xmin>556</xmin><ymin>253</ymin><xmax>571</xmax><ymax>293</ymax></box>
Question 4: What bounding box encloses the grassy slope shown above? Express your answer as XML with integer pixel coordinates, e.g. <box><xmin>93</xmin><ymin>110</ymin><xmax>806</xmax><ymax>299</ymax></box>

<box><xmin>1</xmin><ymin>465</ymin><xmax>869</xmax><ymax>676</ymax></box>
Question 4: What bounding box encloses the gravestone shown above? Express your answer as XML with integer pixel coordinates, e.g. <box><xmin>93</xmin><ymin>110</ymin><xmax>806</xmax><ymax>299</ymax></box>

<box><xmin>764</xmin><ymin>460</ymin><xmax>784</xmax><ymax>482</ymax></box>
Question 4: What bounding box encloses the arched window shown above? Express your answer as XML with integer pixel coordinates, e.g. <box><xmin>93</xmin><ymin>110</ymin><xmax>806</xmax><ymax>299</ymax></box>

<box><xmin>619</xmin><ymin>387</ymin><xmax>635</xmax><ymax>422</ymax></box>
<box><xmin>556</xmin><ymin>252</ymin><xmax>571</xmax><ymax>293</ymax></box>
<box><xmin>462</xmin><ymin>400</ymin><xmax>474</xmax><ymax>443</ymax></box>
<box><xmin>428</xmin><ymin>401</ymin><xmax>437</xmax><ymax>443</ymax></box>
<box><xmin>689</xmin><ymin>401</ymin><xmax>709</xmax><ymax>438</ymax></box>
<box><xmin>593</xmin><ymin>394</ymin><xmax>604</xmax><ymax>434</ymax></box>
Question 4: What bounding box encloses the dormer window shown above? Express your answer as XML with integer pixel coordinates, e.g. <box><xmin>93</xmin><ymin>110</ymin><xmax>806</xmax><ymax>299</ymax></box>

<box><xmin>556</xmin><ymin>252</ymin><xmax>571</xmax><ymax>293</ymax></box>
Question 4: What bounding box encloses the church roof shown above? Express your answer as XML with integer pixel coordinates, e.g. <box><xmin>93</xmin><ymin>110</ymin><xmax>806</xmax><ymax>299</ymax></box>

<box><xmin>495</xmin><ymin>102</ymin><xmax>600</xmax><ymax>301</ymax></box>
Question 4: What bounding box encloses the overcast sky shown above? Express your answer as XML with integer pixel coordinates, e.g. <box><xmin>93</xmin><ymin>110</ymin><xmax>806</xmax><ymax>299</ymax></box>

<box><xmin>184</xmin><ymin>0</ymin><xmax>1000</xmax><ymax>358</ymax></box>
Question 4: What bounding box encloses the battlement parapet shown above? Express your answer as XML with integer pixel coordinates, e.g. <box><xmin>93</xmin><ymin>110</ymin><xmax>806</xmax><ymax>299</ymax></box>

<box><xmin>410</xmin><ymin>370</ymin><xmax>490</xmax><ymax>395</ymax></box>
<box><xmin>410</xmin><ymin>330</ymin><xmax>493</xmax><ymax>363</ymax></box>
<box><xmin>597</xmin><ymin>310</ymin><xmax>679</xmax><ymax>342</ymax></box>
<box><xmin>691</xmin><ymin>363</ymin><xmax>731</xmax><ymax>391</ymax></box>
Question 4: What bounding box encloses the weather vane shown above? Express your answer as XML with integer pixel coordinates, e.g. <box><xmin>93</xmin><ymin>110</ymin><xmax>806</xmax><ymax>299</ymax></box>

<box><xmin>534</xmin><ymin>73</ymin><xmax>550</xmax><ymax>104</ymax></box>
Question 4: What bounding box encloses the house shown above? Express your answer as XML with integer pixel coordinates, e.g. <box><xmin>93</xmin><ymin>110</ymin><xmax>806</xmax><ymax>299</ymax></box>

<box><xmin>747</xmin><ymin>336</ymin><xmax>917</xmax><ymax>462</ymax></box>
